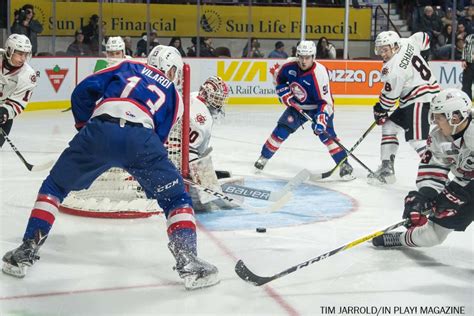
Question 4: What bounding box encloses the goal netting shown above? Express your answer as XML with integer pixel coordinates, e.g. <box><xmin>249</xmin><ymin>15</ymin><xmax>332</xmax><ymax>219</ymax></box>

<box><xmin>59</xmin><ymin>64</ymin><xmax>190</xmax><ymax>219</ymax></box>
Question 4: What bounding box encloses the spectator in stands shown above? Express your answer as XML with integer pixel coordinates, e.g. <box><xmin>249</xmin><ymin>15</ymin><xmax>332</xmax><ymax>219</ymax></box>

<box><xmin>456</xmin><ymin>22</ymin><xmax>468</xmax><ymax>40</ymax></box>
<box><xmin>214</xmin><ymin>46</ymin><xmax>231</xmax><ymax>57</ymax></box>
<box><xmin>242</xmin><ymin>38</ymin><xmax>264</xmax><ymax>58</ymax></box>
<box><xmin>441</xmin><ymin>24</ymin><xmax>454</xmax><ymax>45</ymax></box>
<box><xmin>459</xmin><ymin>6</ymin><xmax>474</xmax><ymax>34</ymax></box>
<box><xmin>462</xmin><ymin>33</ymin><xmax>474</xmax><ymax>99</ymax></box>
<box><xmin>66</xmin><ymin>29</ymin><xmax>92</xmax><ymax>57</ymax></box>
<box><xmin>441</xmin><ymin>7</ymin><xmax>454</xmax><ymax>26</ymax></box>
<box><xmin>268</xmin><ymin>41</ymin><xmax>288</xmax><ymax>59</ymax></box>
<box><xmin>82</xmin><ymin>14</ymin><xmax>101</xmax><ymax>55</ymax></box>
<box><xmin>316</xmin><ymin>37</ymin><xmax>336</xmax><ymax>59</ymax></box>
<box><xmin>169</xmin><ymin>37</ymin><xmax>186</xmax><ymax>57</ymax></box>
<box><xmin>418</xmin><ymin>6</ymin><xmax>443</xmax><ymax>48</ymax></box>
<box><xmin>187</xmin><ymin>37</ymin><xmax>215</xmax><ymax>57</ymax></box>
<box><xmin>123</xmin><ymin>36</ymin><xmax>134</xmax><ymax>57</ymax></box>
<box><xmin>10</xmin><ymin>4</ymin><xmax>43</xmax><ymax>56</ymax></box>
<box><xmin>136</xmin><ymin>30</ymin><xmax>159</xmax><ymax>57</ymax></box>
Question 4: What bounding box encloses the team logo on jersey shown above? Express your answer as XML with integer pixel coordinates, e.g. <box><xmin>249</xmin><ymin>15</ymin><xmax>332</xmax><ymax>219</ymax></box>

<box><xmin>382</xmin><ymin>67</ymin><xmax>389</xmax><ymax>76</ymax></box>
<box><xmin>30</xmin><ymin>74</ymin><xmax>36</xmax><ymax>83</ymax></box>
<box><xmin>289</xmin><ymin>70</ymin><xmax>297</xmax><ymax>77</ymax></box>
<box><xmin>289</xmin><ymin>82</ymin><xmax>307</xmax><ymax>102</ymax></box>
<box><xmin>287</xmin><ymin>115</ymin><xmax>294</xmax><ymax>123</ymax></box>
<box><xmin>45</xmin><ymin>65</ymin><xmax>68</xmax><ymax>93</ymax></box>
<box><xmin>195</xmin><ymin>113</ymin><xmax>207</xmax><ymax>125</ymax></box>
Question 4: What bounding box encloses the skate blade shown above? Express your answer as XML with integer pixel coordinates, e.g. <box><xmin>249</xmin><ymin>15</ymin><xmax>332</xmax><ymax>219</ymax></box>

<box><xmin>340</xmin><ymin>174</ymin><xmax>356</xmax><ymax>181</ymax></box>
<box><xmin>2</xmin><ymin>262</ymin><xmax>27</xmax><ymax>278</ymax></box>
<box><xmin>367</xmin><ymin>175</ymin><xmax>396</xmax><ymax>186</ymax></box>
<box><xmin>184</xmin><ymin>273</ymin><xmax>220</xmax><ymax>290</ymax></box>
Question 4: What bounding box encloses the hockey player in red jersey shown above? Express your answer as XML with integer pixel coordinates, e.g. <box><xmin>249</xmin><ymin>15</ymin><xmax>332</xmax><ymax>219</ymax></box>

<box><xmin>369</xmin><ymin>31</ymin><xmax>440</xmax><ymax>185</ymax></box>
<box><xmin>0</xmin><ymin>34</ymin><xmax>37</xmax><ymax>148</ymax></box>
<box><xmin>373</xmin><ymin>89</ymin><xmax>473</xmax><ymax>248</ymax></box>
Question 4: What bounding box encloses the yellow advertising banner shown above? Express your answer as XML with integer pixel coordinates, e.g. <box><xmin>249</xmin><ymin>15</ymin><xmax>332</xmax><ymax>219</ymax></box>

<box><xmin>11</xmin><ymin>0</ymin><xmax>371</xmax><ymax>40</ymax></box>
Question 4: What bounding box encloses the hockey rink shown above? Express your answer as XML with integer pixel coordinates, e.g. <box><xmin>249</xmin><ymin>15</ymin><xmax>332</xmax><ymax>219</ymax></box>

<box><xmin>0</xmin><ymin>106</ymin><xmax>472</xmax><ymax>316</ymax></box>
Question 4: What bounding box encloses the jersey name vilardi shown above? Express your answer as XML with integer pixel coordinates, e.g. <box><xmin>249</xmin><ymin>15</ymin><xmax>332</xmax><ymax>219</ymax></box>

<box><xmin>71</xmin><ymin>60</ymin><xmax>182</xmax><ymax>142</ymax></box>
<box><xmin>275</xmin><ymin>58</ymin><xmax>333</xmax><ymax>113</ymax></box>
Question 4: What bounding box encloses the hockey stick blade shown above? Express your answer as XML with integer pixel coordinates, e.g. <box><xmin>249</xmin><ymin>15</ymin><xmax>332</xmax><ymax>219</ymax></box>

<box><xmin>184</xmin><ymin>178</ymin><xmax>291</xmax><ymax>213</ymax></box>
<box><xmin>0</xmin><ymin>127</ymin><xmax>54</xmax><ymax>172</ymax></box>
<box><xmin>235</xmin><ymin>218</ymin><xmax>409</xmax><ymax>286</ymax></box>
<box><xmin>30</xmin><ymin>159</ymin><xmax>55</xmax><ymax>172</ymax></box>
<box><xmin>222</xmin><ymin>169</ymin><xmax>310</xmax><ymax>202</ymax></box>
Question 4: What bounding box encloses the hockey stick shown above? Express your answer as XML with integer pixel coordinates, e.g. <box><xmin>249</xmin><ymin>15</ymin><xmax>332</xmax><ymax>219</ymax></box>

<box><xmin>309</xmin><ymin>121</ymin><xmax>377</xmax><ymax>181</ymax></box>
<box><xmin>235</xmin><ymin>217</ymin><xmax>409</xmax><ymax>286</ymax></box>
<box><xmin>221</xmin><ymin>169</ymin><xmax>310</xmax><ymax>202</ymax></box>
<box><xmin>0</xmin><ymin>127</ymin><xmax>54</xmax><ymax>172</ymax></box>
<box><xmin>183</xmin><ymin>178</ymin><xmax>291</xmax><ymax>213</ymax></box>
<box><xmin>289</xmin><ymin>105</ymin><xmax>385</xmax><ymax>184</ymax></box>
<box><xmin>61</xmin><ymin>107</ymin><xmax>72</xmax><ymax>112</ymax></box>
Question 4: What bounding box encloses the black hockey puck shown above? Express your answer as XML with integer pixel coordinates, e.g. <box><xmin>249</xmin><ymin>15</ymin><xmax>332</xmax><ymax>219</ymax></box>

<box><xmin>256</xmin><ymin>227</ymin><xmax>267</xmax><ymax>233</ymax></box>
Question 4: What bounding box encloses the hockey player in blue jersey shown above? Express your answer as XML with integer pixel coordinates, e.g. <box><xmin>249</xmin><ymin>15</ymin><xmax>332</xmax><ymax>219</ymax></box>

<box><xmin>2</xmin><ymin>45</ymin><xmax>219</xmax><ymax>290</ymax></box>
<box><xmin>254</xmin><ymin>40</ymin><xmax>354</xmax><ymax>180</ymax></box>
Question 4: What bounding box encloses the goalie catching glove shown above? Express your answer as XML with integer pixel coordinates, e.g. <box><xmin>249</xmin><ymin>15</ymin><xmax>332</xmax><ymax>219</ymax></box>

<box><xmin>276</xmin><ymin>84</ymin><xmax>296</xmax><ymax>107</ymax></box>
<box><xmin>373</xmin><ymin>102</ymin><xmax>389</xmax><ymax>125</ymax></box>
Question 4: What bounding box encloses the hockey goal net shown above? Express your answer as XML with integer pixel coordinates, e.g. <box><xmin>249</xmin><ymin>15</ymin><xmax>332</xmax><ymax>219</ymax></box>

<box><xmin>59</xmin><ymin>64</ymin><xmax>190</xmax><ymax>219</ymax></box>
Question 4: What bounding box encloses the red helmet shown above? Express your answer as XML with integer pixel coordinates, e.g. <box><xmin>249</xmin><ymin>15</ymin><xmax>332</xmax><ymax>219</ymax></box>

<box><xmin>198</xmin><ymin>76</ymin><xmax>229</xmax><ymax>111</ymax></box>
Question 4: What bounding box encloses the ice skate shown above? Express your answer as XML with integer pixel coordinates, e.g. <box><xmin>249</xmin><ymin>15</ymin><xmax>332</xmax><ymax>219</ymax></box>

<box><xmin>372</xmin><ymin>232</ymin><xmax>403</xmax><ymax>247</ymax></box>
<box><xmin>339</xmin><ymin>161</ymin><xmax>355</xmax><ymax>181</ymax></box>
<box><xmin>367</xmin><ymin>155</ymin><xmax>396</xmax><ymax>185</ymax></box>
<box><xmin>169</xmin><ymin>243</ymin><xmax>219</xmax><ymax>290</ymax></box>
<box><xmin>254</xmin><ymin>155</ymin><xmax>268</xmax><ymax>171</ymax></box>
<box><xmin>2</xmin><ymin>239</ymin><xmax>42</xmax><ymax>278</ymax></box>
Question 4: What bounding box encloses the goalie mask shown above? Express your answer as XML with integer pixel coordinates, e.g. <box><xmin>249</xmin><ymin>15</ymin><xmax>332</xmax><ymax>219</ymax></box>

<box><xmin>147</xmin><ymin>45</ymin><xmax>184</xmax><ymax>85</ymax></box>
<box><xmin>430</xmin><ymin>88</ymin><xmax>472</xmax><ymax>135</ymax></box>
<box><xmin>4</xmin><ymin>34</ymin><xmax>32</xmax><ymax>66</ymax></box>
<box><xmin>198</xmin><ymin>76</ymin><xmax>229</xmax><ymax>116</ymax></box>
<box><xmin>374</xmin><ymin>31</ymin><xmax>400</xmax><ymax>61</ymax></box>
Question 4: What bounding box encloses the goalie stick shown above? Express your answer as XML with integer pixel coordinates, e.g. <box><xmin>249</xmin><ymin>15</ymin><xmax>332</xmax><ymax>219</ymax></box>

<box><xmin>235</xmin><ymin>217</ymin><xmax>410</xmax><ymax>286</ymax></box>
<box><xmin>0</xmin><ymin>127</ymin><xmax>54</xmax><ymax>172</ymax></box>
<box><xmin>309</xmin><ymin>121</ymin><xmax>377</xmax><ymax>181</ymax></box>
<box><xmin>289</xmin><ymin>104</ymin><xmax>385</xmax><ymax>184</ymax></box>
<box><xmin>221</xmin><ymin>169</ymin><xmax>310</xmax><ymax>201</ymax></box>
<box><xmin>183</xmin><ymin>178</ymin><xmax>291</xmax><ymax>213</ymax></box>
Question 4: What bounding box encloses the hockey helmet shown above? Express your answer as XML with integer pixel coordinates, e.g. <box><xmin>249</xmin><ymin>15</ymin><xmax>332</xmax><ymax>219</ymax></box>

<box><xmin>374</xmin><ymin>31</ymin><xmax>401</xmax><ymax>55</ymax></box>
<box><xmin>147</xmin><ymin>45</ymin><xmax>184</xmax><ymax>84</ymax></box>
<box><xmin>4</xmin><ymin>34</ymin><xmax>32</xmax><ymax>64</ymax></box>
<box><xmin>198</xmin><ymin>76</ymin><xmax>229</xmax><ymax>111</ymax></box>
<box><xmin>430</xmin><ymin>88</ymin><xmax>472</xmax><ymax>134</ymax></box>
<box><xmin>106</xmin><ymin>36</ymin><xmax>126</xmax><ymax>55</ymax></box>
<box><xmin>296</xmin><ymin>40</ymin><xmax>317</xmax><ymax>57</ymax></box>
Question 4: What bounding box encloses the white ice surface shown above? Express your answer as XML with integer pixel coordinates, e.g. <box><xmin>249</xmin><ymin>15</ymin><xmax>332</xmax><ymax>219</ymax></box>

<box><xmin>0</xmin><ymin>107</ymin><xmax>472</xmax><ymax>316</ymax></box>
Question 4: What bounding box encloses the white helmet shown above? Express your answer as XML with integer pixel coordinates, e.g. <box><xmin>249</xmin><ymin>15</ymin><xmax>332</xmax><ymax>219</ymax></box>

<box><xmin>198</xmin><ymin>76</ymin><xmax>229</xmax><ymax>112</ymax></box>
<box><xmin>296</xmin><ymin>40</ymin><xmax>316</xmax><ymax>57</ymax></box>
<box><xmin>106</xmin><ymin>36</ymin><xmax>125</xmax><ymax>55</ymax></box>
<box><xmin>430</xmin><ymin>88</ymin><xmax>472</xmax><ymax>134</ymax></box>
<box><xmin>4</xmin><ymin>34</ymin><xmax>32</xmax><ymax>64</ymax></box>
<box><xmin>374</xmin><ymin>31</ymin><xmax>401</xmax><ymax>55</ymax></box>
<box><xmin>147</xmin><ymin>45</ymin><xmax>184</xmax><ymax>84</ymax></box>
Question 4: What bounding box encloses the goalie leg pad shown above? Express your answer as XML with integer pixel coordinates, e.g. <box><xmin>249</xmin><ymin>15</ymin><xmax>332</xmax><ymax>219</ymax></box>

<box><xmin>189</xmin><ymin>155</ymin><xmax>221</xmax><ymax>205</ymax></box>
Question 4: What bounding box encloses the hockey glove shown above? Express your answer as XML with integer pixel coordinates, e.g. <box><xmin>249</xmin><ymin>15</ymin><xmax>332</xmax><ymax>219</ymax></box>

<box><xmin>403</xmin><ymin>190</ymin><xmax>436</xmax><ymax>227</ymax></box>
<box><xmin>373</xmin><ymin>102</ymin><xmax>389</xmax><ymax>125</ymax></box>
<box><xmin>0</xmin><ymin>107</ymin><xmax>9</xmax><ymax>125</ymax></box>
<box><xmin>313</xmin><ymin>112</ymin><xmax>328</xmax><ymax>135</ymax></box>
<box><xmin>276</xmin><ymin>85</ymin><xmax>295</xmax><ymax>107</ymax></box>
<box><xmin>433</xmin><ymin>183</ymin><xmax>470</xmax><ymax>219</ymax></box>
